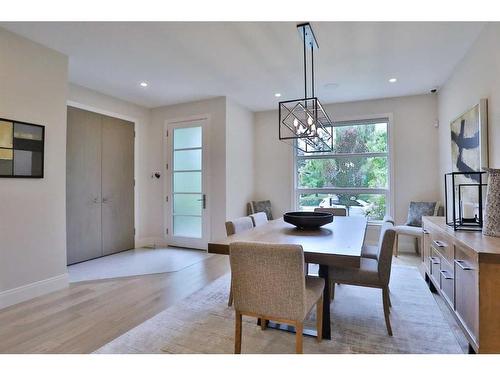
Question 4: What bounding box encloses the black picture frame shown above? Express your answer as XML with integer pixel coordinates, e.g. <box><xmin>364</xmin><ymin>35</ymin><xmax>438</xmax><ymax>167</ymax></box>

<box><xmin>0</xmin><ymin>117</ymin><xmax>45</xmax><ymax>178</ymax></box>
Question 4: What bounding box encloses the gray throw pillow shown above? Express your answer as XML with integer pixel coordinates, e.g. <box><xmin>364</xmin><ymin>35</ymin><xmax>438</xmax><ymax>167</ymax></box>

<box><xmin>406</xmin><ymin>201</ymin><xmax>438</xmax><ymax>227</ymax></box>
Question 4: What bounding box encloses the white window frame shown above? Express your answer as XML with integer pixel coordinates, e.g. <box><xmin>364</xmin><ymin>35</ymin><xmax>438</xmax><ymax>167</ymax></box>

<box><xmin>293</xmin><ymin>113</ymin><xmax>394</xmax><ymax>223</ymax></box>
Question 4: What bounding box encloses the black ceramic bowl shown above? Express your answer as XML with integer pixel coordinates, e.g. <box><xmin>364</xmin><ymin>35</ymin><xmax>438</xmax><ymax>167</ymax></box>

<box><xmin>283</xmin><ymin>211</ymin><xmax>333</xmax><ymax>229</ymax></box>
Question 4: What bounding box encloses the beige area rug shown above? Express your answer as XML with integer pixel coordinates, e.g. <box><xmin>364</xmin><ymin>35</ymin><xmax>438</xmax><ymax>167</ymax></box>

<box><xmin>95</xmin><ymin>266</ymin><xmax>462</xmax><ymax>354</ymax></box>
<box><xmin>69</xmin><ymin>247</ymin><xmax>212</xmax><ymax>282</ymax></box>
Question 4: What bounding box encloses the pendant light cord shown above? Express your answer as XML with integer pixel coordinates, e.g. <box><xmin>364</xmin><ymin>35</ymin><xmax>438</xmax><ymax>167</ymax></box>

<box><xmin>303</xmin><ymin>27</ymin><xmax>307</xmax><ymax>99</ymax></box>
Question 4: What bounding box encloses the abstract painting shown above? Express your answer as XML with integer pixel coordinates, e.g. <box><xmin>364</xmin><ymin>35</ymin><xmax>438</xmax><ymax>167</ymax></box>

<box><xmin>450</xmin><ymin>99</ymin><xmax>488</xmax><ymax>182</ymax></box>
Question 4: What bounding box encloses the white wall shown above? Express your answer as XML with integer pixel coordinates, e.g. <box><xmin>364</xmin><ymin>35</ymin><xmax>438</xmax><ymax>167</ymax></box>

<box><xmin>438</xmin><ymin>23</ymin><xmax>500</xmax><ymax>200</ymax></box>
<box><xmin>0</xmin><ymin>29</ymin><xmax>68</xmax><ymax>307</ymax></box>
<box><xmin>226</xmin><ymin>99</ymin><xmax>255</xmax><ymax>219</ymax></box>
<box><xmin>149</xmin><ymin>97</ymin><xmax>227</xmax><ymax>244</ymax></box>
<box><xmin>67</xmin><ymin>84</ymin><xmax>151</xmax><ymax>246</ymax></box>
<box><xmin>255</xmin><ymin>94</ymin><xmax>440</xmax><ymax>227</ymax></box>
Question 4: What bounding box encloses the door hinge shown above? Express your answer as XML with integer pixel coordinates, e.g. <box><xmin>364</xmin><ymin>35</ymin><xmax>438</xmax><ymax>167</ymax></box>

<box><xmin>166</xmin><ymin>228</ymin><xmax>169</xmax><ymax>235</ymax></box>
<box><xmin>166</xmin><ymin>163</ymin><xmax>169</xmax><ymax>170</ymax></box>
<box><xmin>166</xmin><ymin>195</ymin><xmax>169</xmax><ymax>203</ymax></box>
<box><xmin>166</xmin><ymin>130</ymin><xmax>169</xmax><ymax>137</ymax></box>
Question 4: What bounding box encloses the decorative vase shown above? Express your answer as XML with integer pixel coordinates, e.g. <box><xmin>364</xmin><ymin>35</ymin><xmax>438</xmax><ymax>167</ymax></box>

<box><xmin>483</xmin><ymin>168</ymin><xmax>500</xmax><ymax>237</ymax></box>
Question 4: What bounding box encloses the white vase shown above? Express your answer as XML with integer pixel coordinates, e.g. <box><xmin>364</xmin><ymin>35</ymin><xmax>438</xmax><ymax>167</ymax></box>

<box><xmin>483</xmin><ymin>168</ymin><xmax>500</xmax><ymax>237</ymax></box>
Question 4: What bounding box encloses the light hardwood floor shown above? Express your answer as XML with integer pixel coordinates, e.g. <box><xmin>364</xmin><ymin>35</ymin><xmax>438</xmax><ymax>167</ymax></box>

<box><xmin>0</xmin><ymin>248</ymin><xmax>467</xmax><ymax>354</ymax></box>
<box><xmin>0</xmin><ymin>254</ymin><xmax>230</xmax><ymax>353</ymax></box>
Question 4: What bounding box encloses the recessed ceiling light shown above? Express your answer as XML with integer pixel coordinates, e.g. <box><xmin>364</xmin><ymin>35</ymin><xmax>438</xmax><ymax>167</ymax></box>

<box><xmin>140</xmin><ymin>82</ymin><xmax>148</xmax><ymax>87</ymax></box>
<box><xmin>274</xmin><ymin>93</ymin><xmax>282</xmax><ymax>98</ymax></box>
<box><xmin>388</xmin><ymin>78</ymin><xmax>397</xmax><ymax>83</ymax></box>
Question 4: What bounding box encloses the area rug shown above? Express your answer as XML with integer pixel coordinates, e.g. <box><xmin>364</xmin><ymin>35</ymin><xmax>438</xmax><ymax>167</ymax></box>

<box><xmin>69</xmin><ymin>247</ymin><xmax>212</xmax><ymax>282</ymax></box>
<box><xmin>94</xmin><ymin>265</ymin><xmax>462</xmax><ymax>354</ymax></box>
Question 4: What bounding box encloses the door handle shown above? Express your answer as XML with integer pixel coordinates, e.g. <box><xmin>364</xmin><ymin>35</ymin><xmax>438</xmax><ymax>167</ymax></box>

<box><xmin>102</xmin><ymin>197</ymin><xmax>110</xmax><ymax>204</ymax></box>
<box><xmin>197</xmin><ymin>194</ymin><xmax>206</xmax><ymax>209</ymax></box>
<box><xmin>92</xmin><ymin>197</ymin><xmax>101</xmax><ymax>204</ymax></box>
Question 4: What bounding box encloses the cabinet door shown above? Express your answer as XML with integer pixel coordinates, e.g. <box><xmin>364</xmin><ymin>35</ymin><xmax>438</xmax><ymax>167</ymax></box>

<box><xmin>101</xmin><ymin>115</ymin><xmax>135</xmax><ymax>255</ymax></box>
<box><xmin>66</xmin><ymin>107</ymin><xmax>103</xmax><ymax>264</ymax></box>
<box><xmin>422</xmin><ymin>227</ymin><xmax>431</xmax><ymax>271</ymax></box>
<box><xmin>430</xmin><ymin>247</ymin><xmax>441</xmax><ymax>288</ymax></box>
<box><xmin>454</xmin><ymin>245</ymin><xmax>479</xmax><ymax>341</ymax></box>
<box><xmin>440</xmin><ymin>257</ymin><xmax>455</xmax><ymax>309</ymax></box>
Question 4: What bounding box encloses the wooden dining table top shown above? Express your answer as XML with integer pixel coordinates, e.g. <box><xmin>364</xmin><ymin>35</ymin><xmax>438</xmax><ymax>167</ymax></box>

<box><xmin>208</xmin><ymin>216</ymin><xmax>368</xmax><ymax>268</ymax></box>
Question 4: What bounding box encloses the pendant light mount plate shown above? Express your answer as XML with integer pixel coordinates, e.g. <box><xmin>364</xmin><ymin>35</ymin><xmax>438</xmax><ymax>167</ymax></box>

<box><xmin>297</xmin><ymin>23</ymin><xmax>319</xmax><ymax>49</ymax></box>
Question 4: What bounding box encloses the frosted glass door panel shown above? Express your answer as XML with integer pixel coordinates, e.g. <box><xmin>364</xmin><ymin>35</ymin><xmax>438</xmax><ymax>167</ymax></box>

<box><xmin>173</xmin><ymin>171</ymin><xmax>201</xmax><ymax>193</ymax></box>
<box><xmin>174</xmin><ymin>193</ymin><xmax>202</xmax><ymax>216</ymax></box>
<box><xmin>173</xmin><ymin>126</ymin><xmax>202</xmax><ymax>149</ymax></box>
<box><xmin>173</xmin><ymin>215</ymin><xmax>202</xmax><ymax>238</ymax></box>
<box><xmin>170</xmin><ymin>124</ymin><xmax>206</xmax><ymax>245</ymax></box>
<box><xmin>174</xmin><ymin>149</ymin><xmax>201</xmax><ymax>171</ymax></box>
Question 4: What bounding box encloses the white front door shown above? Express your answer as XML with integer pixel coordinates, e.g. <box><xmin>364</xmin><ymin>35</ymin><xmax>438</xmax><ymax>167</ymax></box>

<box><xmin>165</xmin><ymin>119</ymin><xmax>209</xmax><ymax>249</ymax></box>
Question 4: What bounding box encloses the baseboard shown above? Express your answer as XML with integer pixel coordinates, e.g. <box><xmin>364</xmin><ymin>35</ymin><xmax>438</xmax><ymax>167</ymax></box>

<box><xmin>136</xmin><ymin>236</ymin><xmax>168</xmax><ymax>249</ymax></box>
<box><xmin>0</xmin><ymin>273</ymin><xmax>69</xmax><ymax>310</ymax></box>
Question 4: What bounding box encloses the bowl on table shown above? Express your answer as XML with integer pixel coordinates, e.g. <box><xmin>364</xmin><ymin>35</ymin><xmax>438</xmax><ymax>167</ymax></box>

<box><xmin>283</xmin><ymin>211</ymin><xmax>333</xmax><ymax>230</ymax></box>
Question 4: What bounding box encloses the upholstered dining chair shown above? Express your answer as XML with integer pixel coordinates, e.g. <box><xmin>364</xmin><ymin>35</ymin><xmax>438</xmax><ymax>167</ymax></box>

<box><xmin>329</xmin><ymin>222</ymin><xmax>396</xmax><ymax>336</ymax></box>
<box><xmin>314</xmin><ymin>207</ymin><xmax>348</xmax><ymax>216</ymax></box>
<box><xmin>225</xmin><ymin>216</ymin><xmax>255</xmax><ymax>306</ymax></box>
<box><xmin>249</xmin><ymin>212</ymin><xmax>268</xmax><ymax>227</ymax></box>
<box><xmin>229</xmin><ymin>241</ymin><xmax>324</xmax><ymax>354</ymax></box>
<box><xmin>393</xmin><ymin>201</ymin><xmax>440</xmax><ymax>256</ymax></box>
<box><xmin>225</xmin><ymin>216</ymin><xmax>254</xmax><ymax>236</ymax></box>
<box><xmin>361</xmin><ymin>215</ymin><xmax>395</xmax><ymax>260</ymax></box>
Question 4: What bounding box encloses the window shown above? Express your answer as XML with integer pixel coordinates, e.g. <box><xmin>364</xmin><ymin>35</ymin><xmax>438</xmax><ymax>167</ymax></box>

<box><xmin>294</xmin><ymin>117</ymin><xmax>391</xmax><ymax>221</ymax></box>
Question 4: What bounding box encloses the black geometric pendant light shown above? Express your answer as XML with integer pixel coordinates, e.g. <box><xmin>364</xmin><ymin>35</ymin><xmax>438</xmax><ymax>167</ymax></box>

<box><xmin>278</xmin><ymin>22</ymin><xmax>334</xmax><ymax>153</ymax></box>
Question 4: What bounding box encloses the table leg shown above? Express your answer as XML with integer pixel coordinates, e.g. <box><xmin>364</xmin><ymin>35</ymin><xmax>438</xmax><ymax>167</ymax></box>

<box><xmin>318</xmin><ymin>264</ymin><xmax>331</xmax><ymax>340</ymax></box>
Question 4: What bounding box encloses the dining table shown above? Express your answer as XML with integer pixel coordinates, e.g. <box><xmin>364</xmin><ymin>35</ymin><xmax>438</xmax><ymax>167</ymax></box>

<box><xmin>207</xmin><ymin>215</ymin><xmax>368</xmax><ymax>340</ymax></box>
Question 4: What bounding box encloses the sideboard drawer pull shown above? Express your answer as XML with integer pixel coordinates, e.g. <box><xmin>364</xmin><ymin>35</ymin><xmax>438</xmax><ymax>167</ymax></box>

<box><xmin>440</xmin><ymin>269</ymin><xmax>454</xmax><ymax>280</ymax></box>
<box><xmin>429</xmin><ymin>256</ymin><xmax>440</xmax><ymax>264</ymax></box>
<box><xmin>423</xmin><ymin>229</ymin><xmax>430</xmax><ymax>234</ymax></box>
<box><xmin>433</xmin><ymin>240</ymin><xmax>447</xmax><ymax>248</ymax></box>
<box><xmin>455</xmin><ymin>259</ymin><xmax>473</xmax><ymax>271</ymax></box>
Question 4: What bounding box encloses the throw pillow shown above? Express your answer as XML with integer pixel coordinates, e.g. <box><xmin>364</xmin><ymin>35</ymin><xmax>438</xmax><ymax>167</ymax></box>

<box><xmin>405</xmin><ymin>201</ymin><xmax>438</xmax><ymax>227</ymax></box>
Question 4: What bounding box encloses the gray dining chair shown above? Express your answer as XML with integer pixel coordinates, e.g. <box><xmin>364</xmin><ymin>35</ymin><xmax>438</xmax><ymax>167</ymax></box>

<box><xmin>361</xmin><ymin>215</ymin><xmax>395</xmax><ymax>260</ymax></box>
<box><xmin>393</xmin><ymin>201</ymin><xmax>440</xmax><ymax>256</ymax></box>
<box><xmin>314</xmin><ymin>207</ymin><xmax>348</xmax><ymax>216</ymax></box>
<box><xmin>229</xmin><ymin>241</ymin><xmax>324</xmax><ymax>354</ymax></box>
<box><xmin>329</xmin><ymin>222</ymin><xmax>396</xmax><ymax>336</ymax></box>
<box><xmin>225</xmin><ymin>216</ymin><xmax>255</xmax><ymax>307</ymax></box>
<box><xmin>249</xmin><ymin>212</ymin><xmax>268</xmax><ymax>227</ymax></box>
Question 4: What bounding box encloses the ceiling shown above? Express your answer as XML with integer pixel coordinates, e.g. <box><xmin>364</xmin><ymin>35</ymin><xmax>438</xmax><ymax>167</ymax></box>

<box><xmin>1</xmin><ymin>22</ymin><xmax>485</xmax><ymax>111</ymax></box>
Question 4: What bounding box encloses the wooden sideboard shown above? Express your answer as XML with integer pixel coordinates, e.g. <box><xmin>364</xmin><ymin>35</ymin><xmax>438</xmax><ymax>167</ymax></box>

<box><xmin>421</xmin><ymin>216</ymin><xmax>500</xmax><ymax>353</ymax></box>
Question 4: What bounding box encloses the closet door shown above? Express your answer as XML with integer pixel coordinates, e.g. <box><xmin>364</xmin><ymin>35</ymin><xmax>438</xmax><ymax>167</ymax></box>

<box><xmin>101</xmin><ymin>115</ymin><xmax>135</xmax><ymax>255</ymax></box>
<box><xmin>66</xmin><ymin>107</ymin><xmax>103</xmax><ymax>264</ymax></box>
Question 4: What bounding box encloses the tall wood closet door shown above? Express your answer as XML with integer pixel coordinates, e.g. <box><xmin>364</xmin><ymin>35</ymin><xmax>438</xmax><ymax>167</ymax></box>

<box><xmin>66</xmin><ymin>107</ymin><xmax>103</xmax><ymax>264</ymax></box>
<box><xmin>101</xmin><ymin>115</ymin><xmax>135</xmax><ymax>256</ymax></box>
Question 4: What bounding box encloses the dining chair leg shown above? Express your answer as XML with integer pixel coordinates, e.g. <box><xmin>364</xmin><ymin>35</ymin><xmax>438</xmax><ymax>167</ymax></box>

<box><xmin>387</xmin><ymin>289</ymin><xmax>392</xmax><ymax>308</ymax></box>
<box><xmin>261</xmin><ymin>319</ymin><xmax>267</xmax><ymax>330</ymax></box>
<box><xmin>295</xmin><ymin>322</ymin><xmax>303</xmax><ymax>354</ymax></box>
<box><xmin>393</xmin><ymin>234</ymin><xmax>399</xmax><ymax>257</ymax></box>
<box><xmin>316</xmin><ymin>296</ymin><xmax>323</xmax><ymax>342</ymax></box>
<box><xmin>228</xmin><ymin>280</ymin><xmax>233</xmax><ymax>307</ymax></box>
<box><xmin>235</xmin><ymin>311</ymin><xmax>242</xmax><ymax>354</ymax></box>
<box><xmin>382</xmin><ymin>287</ymin><xmax>393</xmax><ymax>336</ymax></box>
<box><xmin>330</xmin><ymin>281</ymin><xmax>335</xmax><ymax>301</ymax></box>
